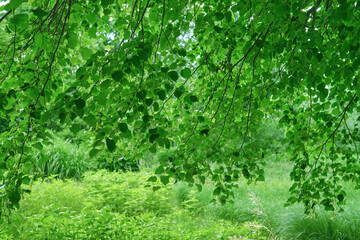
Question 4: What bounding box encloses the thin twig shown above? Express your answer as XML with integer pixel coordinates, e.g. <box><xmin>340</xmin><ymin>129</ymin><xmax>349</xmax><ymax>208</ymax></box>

<box><xmin>239</xmin><ymin>88</ymin><xmax>253</xmax><ymax>152</ymax></box>
<box><xmin>307</xmin><ymin>93</ymin><xmax>357</xmax><ymax>175</ymax></box>
<box><xmin>0</xmin><ymin>10</ymin><xmax>12</xmax><ymax>24</ymax></box>
<box><xmin>17</xmin><ymin>0</ymin><xmax>72</xmax><ymax>169</ymax></box>
<box><xmin>154</xmin><ymin>0</ymin><xmax>166</xmax><ymax>64</ymax></box>
<box><xmin>344</xmin><ymin>117</ymin><xmax>359</xmax><ymax>161</ymax></box>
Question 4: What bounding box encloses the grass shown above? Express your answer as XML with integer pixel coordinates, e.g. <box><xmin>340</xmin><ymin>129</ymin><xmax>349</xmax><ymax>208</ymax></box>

<box><xmin>5</xmin><ymin>137</ymin><xmax>360</xmax><ymax>239</ymax></box>
<box><xmin>30</xmin><ymin>137</ymin><xmax>94</xmax><ymax>180</ymax></box>
<box><xmin>175</xmin><ymin>158</ymin><xmax>360</xmax><ymax>240</ymax></box>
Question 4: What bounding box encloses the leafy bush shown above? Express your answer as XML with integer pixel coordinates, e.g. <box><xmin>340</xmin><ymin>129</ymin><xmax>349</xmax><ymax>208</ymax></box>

<box><xmin>19</xmin><ymin>177</ymin><xmax>87</xmax><ymax>216</ymax></box>
<box><xmin>82</xmin><ymin>170</ymin><xmax>172</xmax><ymax>216</ymax></box>
<box><xmin>95</xmin><ymin>155</ymin><xmax>140</xmax><ymax>172</ymax></box>
<box><xmin>2</xmin><ymin>207</ymin><xmax>268</xmax><ymax>240</ymax></box>
<box><xmin>0</xmin><ymin>171</ymin><xmax>269</xmax><ymax>240</ymax></box>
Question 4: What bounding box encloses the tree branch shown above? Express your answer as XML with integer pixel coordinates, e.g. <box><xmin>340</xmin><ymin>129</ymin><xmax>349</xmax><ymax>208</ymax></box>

<box><xmin>17</xmin><ymin>0</ymin><xmax>72</xmax><ymax>169</ymax></box>
<box><xmin>308</xmin><ymin>93</ymin><xmax>357</xmax><ymax>175</ymax></box>
<box><xmin>239</xmin><ymin>88</ymin><xmax>253</xmax><ymax>152</ymax></box>
<box><xmin>0</xmin><ymin>10</ymin><xmax>12</xmax><ymax>24</ymax></box>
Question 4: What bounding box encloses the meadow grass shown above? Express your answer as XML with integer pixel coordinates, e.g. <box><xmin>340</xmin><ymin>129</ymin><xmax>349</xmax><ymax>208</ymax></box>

<box><xmin>5</xmin><ymin>135</ymin><xmax>360</xmax><ymax>240</ymax></box>
<box><xmin>173</xmin><ymin>156</ymin><xmax>360</xmax><ymax>240</ymax></box>
<box><xmin>30</xmin><ymin>136</ymin><xmax>94</xmax><ymax>180</ymax></box>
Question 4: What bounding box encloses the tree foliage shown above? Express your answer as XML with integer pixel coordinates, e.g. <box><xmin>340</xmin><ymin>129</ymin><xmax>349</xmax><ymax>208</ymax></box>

<box><xmin>0</xmin><ymin>0</ymin><xmax>359</xmax><ymax>214</ymax></box>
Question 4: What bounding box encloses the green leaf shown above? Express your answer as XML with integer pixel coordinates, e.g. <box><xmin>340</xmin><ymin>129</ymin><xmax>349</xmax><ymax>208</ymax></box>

<box><xmin>149</xmin><ymin>133</ymin><xmax>160</xmax><ymax>143</ymax></box>
<box><xmin>325</xmin><ymin>204</ymin><xmax>335</xmax><ymax>211</ymax></box>
<box><xmin>83</xmin><ymin>114</ymin><xmax>97</xmax><ymax>128</ymax></box>
<box><xmin>215</xmin><ymin>12</ymin><xmax>224</xmax><ymax>20</ymax></box>
<box><xmin>156</xmin><ymin>89</ymin><xmax>166</xmax><ymax>100</ymax></box>
<box><xmin>161</xmin><ymin>67</ymin><xmax>169</xmax><ymax>73</ymax></box>
<box><xmin>178</xmin><ymin>48</ymin><xmax>187</xmax><ymax>56</ymax></box>
<box><xmin>200</xmin><ymin>129</ymin><xmax>209</xmax><ymax>136</ymax></box>
<box><xmin>168</xmin><ymin>71</ymin><xmax>178</xmax><ymax>81</ymax></box>
<box><xmin>40</xmin><ymin>111</ymin><xmax>51</xmax><ymax>122</ymax></box>
<box><xmin>160</xmin><ymin>175</ymin><xmax>170</xmax><ymax>185</ymax></box>
<box><xmin>143</xmin><ymin>114</ymin><xmax>151</xmax><ymax>123</ymax></box>
<box><xmin>70</xmin><ymin>124</ymin><xmax>81</xmax><ymax>133</ymax></box>
<box><xmin>76</xmin><ymin>67</ymin><xmax>85</xmax><ymax>79</ymax></box>
<box><xmin>89</xmin><ymin>148</ymin><xmax>100</xmax><ymax>158</ymax></box>
<box><xmin>213</xmin><ymin>187</ymin><xmax>221</xmax><ymax>195</ymax></box>
<box><xmin>199</xmin><ymin>176</ymin><xmax>205</xmax><ymax>184</ymax></box>
<box><xmin>155</xmin><ymin>166</ymin><xmax>164</xmax><ymax>174</ymax></box>
<box><xmin>34</xmin><ymin>34</ymin><xmax>44</xmax><ymax>48</ymax></box>
<box><xmin>337</xmin><ymin>194</ymin><xmax>345</xmax><ymax>202</ymax></box>
<box><xmin>139</xmin><ymin>48</ymin><xmax>151</xmax><ymax>60</ymax></box>
<box><xmin>190</xmin><ymin>95</ymin><xmax>198</xmax><ymax>103</ymax></box>
<box><xmin>256</xmin><ymin>175</ymin><xmax>265</xmax><ymax>181</ymax></box>
<box><xmin>10</xmin><ymin>14</ymin><xmax>29</xmax><ymax>28</ymax></box>
<box><xmin>22</xmin><ymin>176</ymin><xmax>30</xmax><ymax>185</ymax></box>
<box><xmin>148</xmin><ymin>176</ymin><xmax>157</xmax><ymax>182</ymax></box>
<box><xmin>112</xmin><ymin>70</ymin><xmax>123</xmax><ymax>82</ymax></box>
<box><xmin>80</xmin><ymin>47</ymin><xmax>93</xmax><ymax>60</ymax></box>
<box><xmin>106</xmin><ymin>138</ymin><xmax>116</xmax><ymax>152</ymax></box>
<box><xmin>32</xmin><ymin>7</ymin><xmax>47</xmax><ymax>19</ymax></box>
<box><xmin>197</xmin><ymin>116</ymin><xmax>205</xmax><ymax>122</ymax></box>
<box><xmin>149</xmin><ymin>144</ymin><xmax>157</xmax><ymax>153</ymax></box>
<box><xmin>5</xmin><ymin>0</ymin><xmax>27</xmax><ymax>10</ymax></box>
<box><xmin>136</xmin><ymin>90</ymin><xmax>146</xmax><ymax>100</ymax></box>
<box><xmin>242</xmin><ymin>168</ymin><xmax>250</xmax><ymax>179</ymax></box>
<box><xmin>8</xmin><ymin>190</ymin><xmax>21</xmax><ymax>207</ymax></box>
<box><xmin>224</xmin><ymin>175</ymin><xmax>232</xmax><ymax>182</ymax></box>
<box><xmin>94</xmin><ymin>93</ymin><xmax>107</xmax><ymax>106</ymax></box>
<box><xmin>145</xmin><ymin>98</ymin><xmax>153</xmax><ymax>106</ymax></box>
<box><xmin>32</xmin><ymin>142</ymin><xmax>43</xmax><ymax>150</ymax></box>
<box><xmin>224</xmin><ymin>11</ymin><xmax>232</xmax><ymax>23</ymax></box>
<box><xmin>181</xmin><ymin>68</ymin><xmax>191</xmax><ymax>79</ymax></box>
<box><xmin>74</xmin><ymin>98</ymin><xmax>86</xmax><ymax>109</ymax></box>
<box><xmin>86</xmin><ymin>13</ymin><xmax>97</xmax><ymax>25</ymax></box>
<box><xmin>174</xmin><ymin>88</ymin><xmax>184</xmax><ymax>98</ymax></box>
<box><xmin>118</xmin><ymin>123</ymin><xmax>129</xmax><ymax>133</ymax></box>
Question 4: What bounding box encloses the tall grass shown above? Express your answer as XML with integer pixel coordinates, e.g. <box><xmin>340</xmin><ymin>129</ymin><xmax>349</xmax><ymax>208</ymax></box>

<box><xmin>30</xmin><ymin>137</ymin><xmax>94</xmax><ymax>180</ymax></box>
<box><xmin>172</xmin><ymin>159</ymin><xmax>360</xmax><ymax>239</ymax></box>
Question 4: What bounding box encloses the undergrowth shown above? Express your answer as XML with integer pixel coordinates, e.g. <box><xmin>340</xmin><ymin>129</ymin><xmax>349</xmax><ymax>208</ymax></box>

<box><xmin>4</xmin><ymin>136</ymin><xmax>360</xmax><ymax>240</ymax></box>
<box><xmin>0</xmin><ymin>171</ymin><xmax>269</xmax><ymax>240</ymax></box>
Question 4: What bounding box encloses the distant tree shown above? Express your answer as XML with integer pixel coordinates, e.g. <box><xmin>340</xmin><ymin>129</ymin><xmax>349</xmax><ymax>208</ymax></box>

<box><xmin>0</xmin><ymin>0</ymin><xmax>359</xmax><ymax>214</ymax></box>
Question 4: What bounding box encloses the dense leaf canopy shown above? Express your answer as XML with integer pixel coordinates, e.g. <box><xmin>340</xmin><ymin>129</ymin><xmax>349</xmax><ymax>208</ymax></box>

<box><xmin>0</xmin><ymin>0</ymin><xmax>359</xmax><ymax>214</ymax></box>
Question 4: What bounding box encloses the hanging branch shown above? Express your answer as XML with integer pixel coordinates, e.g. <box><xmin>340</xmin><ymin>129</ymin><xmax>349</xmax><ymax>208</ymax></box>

<box><xmin>239</xmin><ymin>88</ymin><xmax>253</xmax><ymax>152</ymax></box>
<box><xmin>308</xmin><ymin>93</ymin><xmax>357</xmax><ymax>175</ymax></box>
<box><xmin>0</xmin><ymin>10</ymin><xmax>12</xmax><ymax>24</ymax></box>
<box><xmin>154</xmin><ymin>0</ymin><xmax>166</xmax><ymax>64</ymax></box>
<box><xmin>159</xmin><ymin>51</ymin><xmax>212</xmax><ymax>113</ymax></box>
<box><xmin>17</xmin><ymin>0</ymin><xmax>72</xmax><ymax>169</ymax></box>
<box><xmin>344</xmin><ymin>117</ymin><xmax>359</xmax><ymax>161</ymax></box>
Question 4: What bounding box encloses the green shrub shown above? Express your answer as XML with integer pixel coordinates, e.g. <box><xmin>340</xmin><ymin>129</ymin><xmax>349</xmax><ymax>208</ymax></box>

<box><xmin>0</xmin><ymin>170</ymin><xmax>270</xmax><ymax>240</ymax></box>
<box><xmin>30</xmin><ymin>137</ymin><xmax>94</xmax><ymax>180</ymax></box>
<box><xmin>19</xmin><ymin>177</ymin><xmax>87</xmax><ymax>216</ymax></box>
<box><xmin>95</xmin><ymin>155</ymin><xmax>140</xmax><ymax>172</ymax></box>
<box><xmin>2</xmin><ymin>207</ymin><xmax>269</xmax><ymax>240</ymax></box>
<box><xmin>83</xmin><ymin>170</ymin><xmax>173</xmax><ymax>216</ymax></box>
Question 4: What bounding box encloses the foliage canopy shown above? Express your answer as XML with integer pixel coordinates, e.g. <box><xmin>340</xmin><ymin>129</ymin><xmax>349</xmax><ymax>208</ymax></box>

<box><xmin>0</xmin><ymin>0</ymin><xmax>360</xmax><ymax>214</ymax></box>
